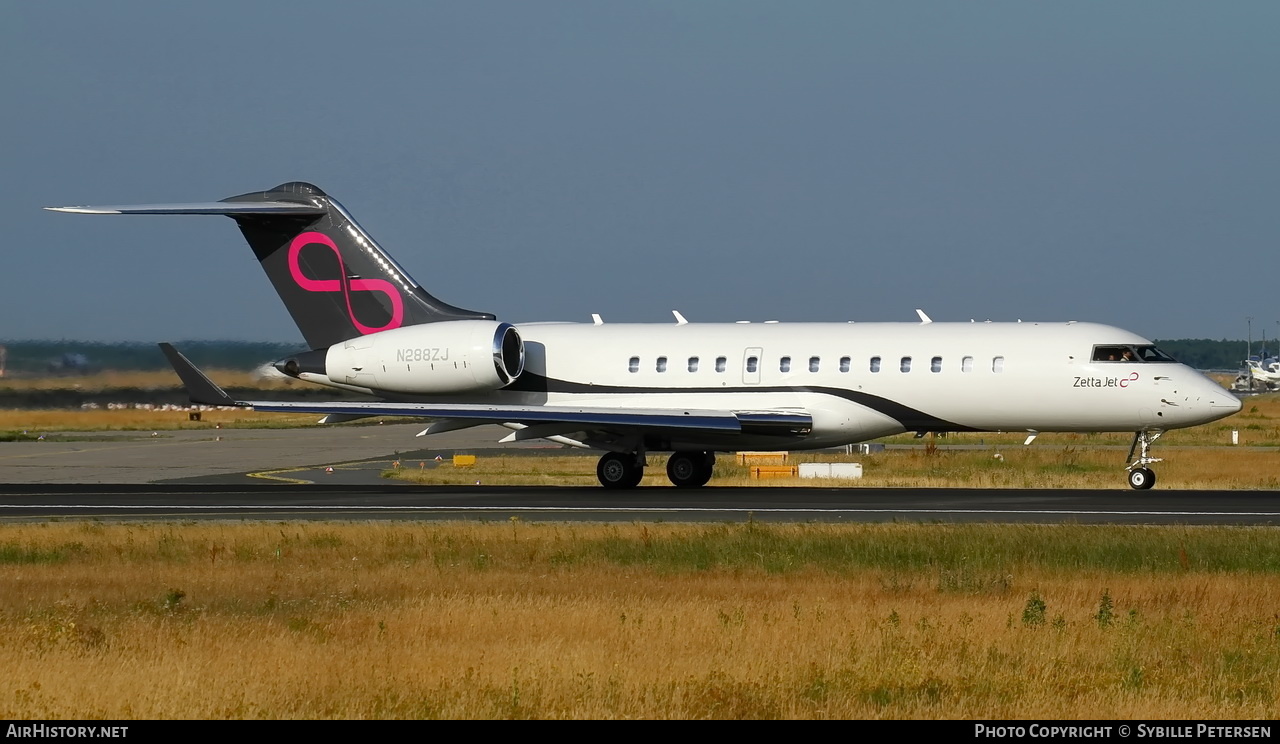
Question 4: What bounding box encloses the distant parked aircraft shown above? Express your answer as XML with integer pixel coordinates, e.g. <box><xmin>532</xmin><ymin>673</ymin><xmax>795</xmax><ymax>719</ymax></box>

<box><xmin>1233</xmin><ymin>356</ymin><xmax>1280</xmax><ymax>393</ymax></box>
<box><xmin>47</xmin><ymin>352</ymin><xmax>90</xmax><ymax>375</ymax></box>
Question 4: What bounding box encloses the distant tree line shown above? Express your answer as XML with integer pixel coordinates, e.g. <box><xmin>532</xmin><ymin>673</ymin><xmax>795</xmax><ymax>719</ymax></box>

<box><xmin>0</xmin><ymin>340</ymin><xmax>301</xmax><ymax>374</ymax></box>
<box><xmin>1152</xmin><ymin>339</ymin><xmax>1266</xmax><ymax>371</ymax></box>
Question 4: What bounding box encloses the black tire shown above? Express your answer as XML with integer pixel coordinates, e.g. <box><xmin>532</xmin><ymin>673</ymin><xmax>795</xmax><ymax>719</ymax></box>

<box><xmin>1127</xmin><ymin>467</ymin><xmax>1156</xmax><ymax>490</ymax></box>
<box><xmin>667</xmin><ymin>451</ymin><xmax>714</xmax><ymax>488</ymax></box>
<box><xmin>597</xmin><ymin>453</ymin><xmax>643</xmax><ymax>489</ymax></box>
<box><xmin>697</xmin><ymin>451</ymin><xmax>716</xmax><ymax>483</ymax></box>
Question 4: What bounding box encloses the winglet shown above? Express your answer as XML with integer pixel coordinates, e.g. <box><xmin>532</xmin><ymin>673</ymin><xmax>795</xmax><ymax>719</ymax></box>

<box><xmin>158</xmin><ymin>343</ymin><xmax>243</xmax><ymax>407</ymax></box>
<box><xmin>915</xmin><ymin>309</ymin><xmax>932</xmax><ymax>324</ymax></box>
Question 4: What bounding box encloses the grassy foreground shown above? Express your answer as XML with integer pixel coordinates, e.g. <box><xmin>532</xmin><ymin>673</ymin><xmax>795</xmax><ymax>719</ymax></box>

<box><xmin>2</xmin><ymin>521</ymin><xmax>1279</xmax><ymax>719</ymax></box>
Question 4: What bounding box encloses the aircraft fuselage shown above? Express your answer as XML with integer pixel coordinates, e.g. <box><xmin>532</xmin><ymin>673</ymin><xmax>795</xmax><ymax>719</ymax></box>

<box><xmin>298</xmin><ymin>319</ymin><xmax>1239</xmax><ymax>451</ymax></box>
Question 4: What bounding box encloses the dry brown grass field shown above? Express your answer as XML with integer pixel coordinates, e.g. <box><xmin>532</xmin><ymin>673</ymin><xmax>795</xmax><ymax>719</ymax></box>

<box><xmin>0</xmin><ymin>408</ymin><xmax>327</xmax><ymax>433</ymax></box>
<box><xmin>2</xmin><ymin>521</ymin><xmax>1279</xmax><ymax>719</ymax></box>
<box><xmin>0</xmin><ymin>370</ymin><xmax>295</xmax><ymax>392</ymax></box>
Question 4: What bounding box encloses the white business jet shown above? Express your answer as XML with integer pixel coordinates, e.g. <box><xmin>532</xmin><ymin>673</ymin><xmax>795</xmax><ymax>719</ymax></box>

<box><xmin>48</xmin><ymin>182</ymin><xmax>1241</xmax><ymax>490</ymax></box>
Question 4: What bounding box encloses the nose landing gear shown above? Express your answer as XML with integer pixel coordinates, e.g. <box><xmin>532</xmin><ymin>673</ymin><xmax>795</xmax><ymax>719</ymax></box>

<box><xmin>1125</xmin><ymin>430</ymin><xmax>1163</xmax><ymax>490</ymax></box>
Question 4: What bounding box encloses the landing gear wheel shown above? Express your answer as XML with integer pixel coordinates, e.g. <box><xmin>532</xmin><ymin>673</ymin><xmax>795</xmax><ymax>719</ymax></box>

<box><xmin>667</xmin><ymin>451</ymin><xmax>715</xmax><ymax>488</ymax></box>
<box><xmin>1125</xmin><ymin>431</ymin><xmax>1164</xmax><ymax>490</ymax></box>
<box><xmin>1127</xmin><ymin>467</ymin><xmax>1156</xmax><ymax>490</ymax></box>
<box><xmin>597</xmin><ymin>453</ymin><xmax>644</xmax><ymax>489</ymax></box>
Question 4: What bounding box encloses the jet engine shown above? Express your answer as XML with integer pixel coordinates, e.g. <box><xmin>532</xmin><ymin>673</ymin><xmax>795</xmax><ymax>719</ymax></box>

<box><xmin>278</xmin><ymin>320</ymin><xmax>524</xmax><ymax>395</ymax></box>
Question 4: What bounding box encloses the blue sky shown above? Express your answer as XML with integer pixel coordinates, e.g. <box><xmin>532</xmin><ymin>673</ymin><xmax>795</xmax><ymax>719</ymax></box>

<box><xmin>3</xmin><ymin>2</ymin><xmax>1277</xmax><ymax>344</ymax></box>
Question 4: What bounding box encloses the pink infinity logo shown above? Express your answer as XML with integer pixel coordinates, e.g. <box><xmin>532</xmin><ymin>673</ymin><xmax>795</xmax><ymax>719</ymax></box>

<box><xmin>1119</xmin><ymin>372</ymin><xmax>1139</xmax><ymax>388</ymax></box>
<box><xmin>288</xmin><ymin>231</ymin><xmax>404</xmax><ymax>335</ymax></box>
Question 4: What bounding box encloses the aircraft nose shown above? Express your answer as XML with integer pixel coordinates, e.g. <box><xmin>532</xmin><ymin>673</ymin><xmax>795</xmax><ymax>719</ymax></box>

<box><xmin>1201</xmin><ymin>379</ymin><xmax>1243</xmax><ymax>419</ymax></box>
<box><xmin>1214</xmin><ymin>390</ymin><xmax>1244</xmax><ymax>414</ymax></box>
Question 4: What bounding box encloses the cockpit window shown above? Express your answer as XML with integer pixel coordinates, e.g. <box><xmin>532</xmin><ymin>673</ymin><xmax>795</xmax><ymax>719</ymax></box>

<box><xmin>1134</xmin><ymin>345</ymin><xmax>1176</xmax><ymax>362</ymax></box>
<box><xmin>1090</xmin><ymin>344</ymin><xmax>1177</xmax><ymax>363</ymax></box>
<box><xmin>1092</xmin><ymin>346</ymin><xmax>1130</xmax><ymax>362</ymax></box>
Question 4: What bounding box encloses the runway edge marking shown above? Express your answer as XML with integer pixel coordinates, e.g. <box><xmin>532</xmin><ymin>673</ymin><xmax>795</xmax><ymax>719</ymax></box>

<box><xmin>246</xmin><ymin>467</ymin><xmax>314</xmax><ymax>485</ymax></box>
<box><xmin>246</xmin><ymin>457</ymin><xmax>400</xmax><ymax>485</ymax></box>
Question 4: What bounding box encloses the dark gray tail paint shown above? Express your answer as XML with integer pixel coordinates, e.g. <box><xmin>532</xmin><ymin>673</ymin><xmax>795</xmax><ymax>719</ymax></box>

<box><xmin>221</xmin><ymin>182</ymin><xmax>493</xmax><ymax>349</ymax></box>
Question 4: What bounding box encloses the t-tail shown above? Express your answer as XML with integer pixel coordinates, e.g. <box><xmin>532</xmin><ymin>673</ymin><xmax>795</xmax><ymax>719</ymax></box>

<box><xmin>46</xmin><ymin>182</ymin><xmax>493</xmax><ymax>349</ymax></box>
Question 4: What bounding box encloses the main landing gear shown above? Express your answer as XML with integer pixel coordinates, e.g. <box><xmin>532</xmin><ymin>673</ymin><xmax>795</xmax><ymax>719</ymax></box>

<box><xmin>666</xmin><ymin>451</ymin><xmax>716</xmax><ymax>489</ymax></box>
<box><xmin>1125</xmin><ymin>430</ymin><xmax>1163</xmax><ymax>490</ymax></box>
<box><xmin>596</xmin><ymin>452</ymin><xmax>645</xmax><ymax>489</ymax></box>
<box><xmin>595</xmin><ymin>450</ymin><xmax>716</xmax><ymax>489</ymax></box>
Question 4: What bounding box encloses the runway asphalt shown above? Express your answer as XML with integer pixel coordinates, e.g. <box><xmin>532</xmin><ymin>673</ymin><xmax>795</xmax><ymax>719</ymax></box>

<box><xmin>1</xmin><ymin>423</ymin><xmax>1279</xmax><ymax>524</ymax></box>
<box><xmin>2</xmin><ymin>480</ymin><xmax>1280</xmax><ymax>524</ymax></box>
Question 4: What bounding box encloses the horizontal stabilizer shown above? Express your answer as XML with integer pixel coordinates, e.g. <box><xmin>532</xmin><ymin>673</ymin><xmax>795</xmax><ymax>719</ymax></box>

<box><xmin>158</xmin><ymin>343</ymin><xmax>242</xmax><ymax>407</ymax></box>
<box><xmin>45</xmin><ymin>202</ymin><xmax>325</xmax><ymax>216</ymax></box>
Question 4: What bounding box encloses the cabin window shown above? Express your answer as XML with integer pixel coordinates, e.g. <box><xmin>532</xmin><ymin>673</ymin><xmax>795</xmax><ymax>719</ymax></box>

<box><xmin>931</xmin><ymin>356</ymin><xmax>942</xmax><ymax>373</ymax></box>
<box><xmin>961</xmin><ymin>356</ymin><xmax>973</xmax><ymax>373</ymax></box>
<box><xmin>809</xmin><ymin>356</ymin><xmax>820</xmax><ymax>373</ymax></box>
<box><xmin>628</xmin><ymin>356</ymin><xmax>639</xmax><ymax>373</ymax></box>
<box><xmin>746</xmin><ymin>356</ymin><xmax>759</xmax><ymax>373</ymax></box>
<box><xmin>656</xmin><ymin>356</ymin><xmax>668</xmax><ymax>373</ymax></box>
<box><xmin>839</xmin><ymin>356</ymin><xmax>851</xmax><ymax>373</ymax></box>
<box><xmin>900</xmin><ymin>356</ymin><xmax>912</xmax><ymax>373</ymax></box>
<box><xmin>870</xmin><ymin>356</ymin><xmax>881</xmax><ymax>373</ymax></box>
<box><xmin>992</xmin><ymin>356</ymin><xmax>1005</xmax><ymax>373</ymax></box>
<box><xmin>688</xmin><ymin>356</ymin><xmax>699</xmax><ymax>372</ymax></box>
<box><xmin>780</xmin><ymin>356</ymin><xmax>792</xmax><ymax>373</ymax></box>
<box><xmin>715</xmin><ymin>356</ymin><xmax>727</xmax><ymax>373</ymax></box>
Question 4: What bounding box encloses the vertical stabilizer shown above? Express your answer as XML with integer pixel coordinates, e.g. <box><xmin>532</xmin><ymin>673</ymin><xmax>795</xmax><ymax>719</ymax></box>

<box><xmin>223</xmin><ymin>182</ymin><xmax>493</xmax><ymax>348</ymax></box>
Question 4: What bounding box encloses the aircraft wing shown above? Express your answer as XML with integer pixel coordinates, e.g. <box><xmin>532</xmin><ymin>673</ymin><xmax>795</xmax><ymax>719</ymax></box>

<box><xmin>159</xmin><ymin>344</ymin><xmax>812</xmax><ymax>439</ymax></box>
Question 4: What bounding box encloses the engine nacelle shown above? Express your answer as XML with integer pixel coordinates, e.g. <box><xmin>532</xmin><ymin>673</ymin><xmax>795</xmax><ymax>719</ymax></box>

<box><xmin>322</xmin><ymin>321</ymin><xmax>524</xmax><ymax>394</ymax></box>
